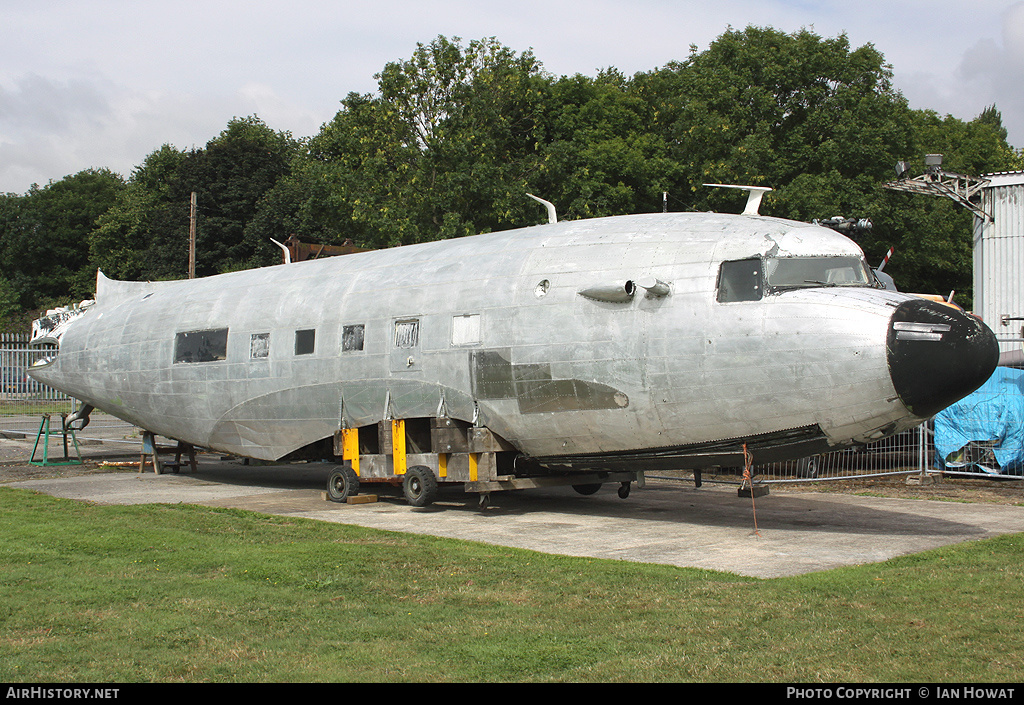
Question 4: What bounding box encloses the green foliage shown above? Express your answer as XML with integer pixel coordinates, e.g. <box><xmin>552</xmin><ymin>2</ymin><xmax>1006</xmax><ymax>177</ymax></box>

<box><xmin>0</xmin><ymin>277</ymin><xmax>20</xmax><ymax>323</ymax></box>
<box><xmin>536</xmin><ymin>70</ymin><xmax>678</xmax><ymax>218</ymax></box>
<box><xmin>191</xmin><ymin>116</ymin><xmax>299</xmax><ymax>273</ymax></box>
<box><xmin>634</xmin><ymin>27</ymin><xmax>915</xmax><ymax>213</ymax></box>
<box><xmin>254</xmin><ymin>36</ymin><xmax>553</xmax><ymax>250</ymax></box>
<box><xmin>90</xmin><ymin>117</ymin><xmax>298</xmax><ymax>282</ymax></box>
<box><xmin>0</xmin><ymin>169</ymin><xmax>124</xmax><ymax>312</ymax></box>
<box><xmin>629</xmin><ymin>26</ymin><xmax>1019</xmax><ymax>304</ymax></box>
<box><xmin>90</xmin><ymin>144</ymin><xmax>188</xmax><ymax>280</ymax></box>
<box><xmin>1</xmin><ymin>27</ymin><xmax>1022</xmax><ymax>318</ymax></box>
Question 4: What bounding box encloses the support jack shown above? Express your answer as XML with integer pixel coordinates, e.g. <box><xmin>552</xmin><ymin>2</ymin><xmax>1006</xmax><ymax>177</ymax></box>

<box><xmin>30</xmin><ymin>414</ymin><xmax>83</xmax><ymax>467</ymax></box>
<box><xmin>139</xmin><ymin>431</ymin><xmax>197</xmax><ymax>474</ymax></box>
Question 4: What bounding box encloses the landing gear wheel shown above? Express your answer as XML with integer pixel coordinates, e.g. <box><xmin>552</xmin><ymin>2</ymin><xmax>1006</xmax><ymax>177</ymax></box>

<box><xmin>326</xmin><ymin>464</ymin><xmax>359</xmax><ymax>503</ymax></box>
<box><xmin>572</xmin><ymin>483</ymin><xmax>602</xmax><ymax>495</ymax></box>
<box><xmin>617</xmin><ymin>482</ymin><xmax>631</xmax><ymax>499</ymax></box>
<box><xmin>403</xmin><ymin>465</ymin><xmax>439</xmax><ymax>507</ymax></box>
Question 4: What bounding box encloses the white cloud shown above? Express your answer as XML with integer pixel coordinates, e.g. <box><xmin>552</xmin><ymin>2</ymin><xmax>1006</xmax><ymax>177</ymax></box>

<box><xmin>952</xmin><ymin>2</ymin><xmax>1024</xmax><ymax>140</ymax></box>
<box><xmin>864</xmin><ymin>2</ymin><xmax>1024</xmax><ymax>147</ymax></box>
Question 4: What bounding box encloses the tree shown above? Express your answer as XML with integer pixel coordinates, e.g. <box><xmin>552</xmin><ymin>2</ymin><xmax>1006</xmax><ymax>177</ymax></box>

<box><xmin>252</xmin><ymin>37</ymin><xmax>553</xmax><ymax>250</ymax></box>
<box><xmin>249</xmin><ymin>90</ymin><xmax>425</xmax><ymax>251</ymax></box>
<box><xmin>90</xmin><ymin>144</ymin><xmax>188</xmax><ymax>280</ymax></box>
<box><xmin>857</xmin><ymin>107</ymin><xmax>1022</xmax><ymax>305</ymax></box>
<box><xmin>188</xmin><ymin>116</ymin><xmax>298</xmax><ymax>273</ymax></box>
<box><xmin>631</xmin><ymin>26</ymin><xmax>1020</xmax><ymax>305</ymax></box>
<box><xmin>634</xmin><ymin>26</ymin><xmax>915</xmax><ymax>214</ymax></box>
<box><xmin>532</xmin><ymin>70</ymin><xmax>678</xmax><ymax>219</ymax></box>
<box><xmin>5</xmin><ymin>27</ymin><xmax>1019</xmax><ymax>316</ymax></box>
<box><xmin>92</xmin><ymin>117</ymin><xmax>298</xmax><ymax>280</ymax></box>
<box><xmin>0</xmin><ymin>169</ymin><xmax>124</xmax><ymax>310</ymax></box>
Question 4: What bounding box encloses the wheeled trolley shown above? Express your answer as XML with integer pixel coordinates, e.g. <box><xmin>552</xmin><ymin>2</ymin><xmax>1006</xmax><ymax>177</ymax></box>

<box><xmin>325</xmin><ymin>416</ymin><xmax>643</xmax><ymax>508</ymax></box>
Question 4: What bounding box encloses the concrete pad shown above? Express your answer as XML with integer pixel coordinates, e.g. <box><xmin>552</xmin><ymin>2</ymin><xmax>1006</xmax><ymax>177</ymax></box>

<box><xmin>8</xmin><ymin>460</ymin><xmax>1024</xmax><ymax>578</ymax></box>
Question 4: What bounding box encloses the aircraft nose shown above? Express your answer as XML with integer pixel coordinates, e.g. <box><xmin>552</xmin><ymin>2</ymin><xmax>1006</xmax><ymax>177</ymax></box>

<box><xmin>886</xmin><ymin>298</ymin><xmax>999</xmax><ymax>418</ymax></box>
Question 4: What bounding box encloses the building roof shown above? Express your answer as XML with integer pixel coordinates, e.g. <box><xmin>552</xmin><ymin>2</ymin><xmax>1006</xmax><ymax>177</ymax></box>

<box><xmin>983</xmin><ymin>171</ymin><xmax>1024</xmax><ymax>187</ymax></box>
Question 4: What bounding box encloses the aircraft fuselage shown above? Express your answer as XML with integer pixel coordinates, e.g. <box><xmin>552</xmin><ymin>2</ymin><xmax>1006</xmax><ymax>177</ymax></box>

<box><xmin>30</xmin><ymin>212</ymin><xmax>999</xmax><ymax>475</ymax></box>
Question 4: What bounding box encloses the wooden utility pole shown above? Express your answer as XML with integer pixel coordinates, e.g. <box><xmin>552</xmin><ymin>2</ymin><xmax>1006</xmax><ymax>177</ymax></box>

<box><xmin>188</xmin><ymin>192</ymin><xmax>197</xmax><ymax>279</ymax></box>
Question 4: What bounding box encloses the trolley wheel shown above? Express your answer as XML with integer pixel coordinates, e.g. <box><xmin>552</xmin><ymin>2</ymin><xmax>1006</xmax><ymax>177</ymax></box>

<box><xmin>572</xmin><ymin>483</ymin><xmax>602</xmax><ymax>495</ymax></box>
<box><xmin>403</xmin><ymin>465</ymin><xmax>439</xmax><ymax>507</ymax></box>
<box><xmin>617</xmin><ymin>482</ymin><xmax>631</xmax><ymax>499</ymax></box>
<box><xmin>326</xmin><ymin>464</ymin><xmax>359</xmax><ymax>503</ymax></box>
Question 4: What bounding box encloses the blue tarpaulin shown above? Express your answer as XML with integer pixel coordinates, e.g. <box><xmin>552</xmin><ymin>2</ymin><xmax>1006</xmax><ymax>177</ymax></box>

<box><xmin>933</xmin><ymin>366</ymin><xmax>1024</xmax><ymax>474</ymax></box>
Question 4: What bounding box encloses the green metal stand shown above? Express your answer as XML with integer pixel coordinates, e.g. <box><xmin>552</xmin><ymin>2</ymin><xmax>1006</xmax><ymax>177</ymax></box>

<box><xmin>30</xmin><ymin>414</ymin><xmax>83</xmax><ymax>466</ymax></box>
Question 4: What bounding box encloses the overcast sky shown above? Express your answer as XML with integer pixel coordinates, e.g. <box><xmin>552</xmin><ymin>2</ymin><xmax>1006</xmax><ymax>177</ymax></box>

<box><xmin>2</xmin><ymin>0</ymin><xmax>1024</xmax><ymax>195</ymax></box>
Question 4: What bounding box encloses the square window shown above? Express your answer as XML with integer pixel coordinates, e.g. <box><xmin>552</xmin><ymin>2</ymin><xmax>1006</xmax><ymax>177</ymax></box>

<box><xmin>250</xmin><ymin>332</ymin><xmax>270</xmax><ymax>359</ymax></box>
<box><xmin>295</xmin><ymin>329</ymin><xmax>315</xmax><ymax>355</ymax></box>
<box><xmin>717</xmin><ymin>259</ymin><xmax>763</xmax><ymax>302</ymax></box>
<box><xmin>394</xmin><ymin>319</ymin><xmax>419</xmax><ymax>349</ymax></box>
<box><xmin>342</xmin><ymin>324</ymin><xmax>364</xmax><ymax>352</ymax></box>
<box><xmin>452</xmin><ymin>314</ymin><xmax>481</xmax><ymax>346</ymax></box>
<box><xmin>174</xmin><ymin>329</ymin><xmax>228</xmax><ymax>364</ymax></box>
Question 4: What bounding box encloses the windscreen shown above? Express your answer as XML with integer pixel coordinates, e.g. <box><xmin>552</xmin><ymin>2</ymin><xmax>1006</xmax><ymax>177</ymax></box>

<box><xmin>764</xmin><ymin>256</ymin><xmax>874</xmax><ymax>292</ymax></box>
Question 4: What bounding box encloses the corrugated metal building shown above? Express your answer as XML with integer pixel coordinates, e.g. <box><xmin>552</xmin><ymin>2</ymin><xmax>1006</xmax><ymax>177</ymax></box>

<box><xmin>973</xmin><ymin>171</ymin><xmax>1024</xmax><ymax>353</ymax></box>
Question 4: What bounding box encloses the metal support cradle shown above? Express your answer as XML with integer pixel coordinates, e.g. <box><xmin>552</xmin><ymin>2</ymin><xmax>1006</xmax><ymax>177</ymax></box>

<box><xmin>139</xmin><ymin>431</ymin><xmax>197</xmax><ymax>474</ymax></box>
<box><xmin>30</xmin><ymin>414</ymin><xmax>83</xmax><ymax>466</ymax></box>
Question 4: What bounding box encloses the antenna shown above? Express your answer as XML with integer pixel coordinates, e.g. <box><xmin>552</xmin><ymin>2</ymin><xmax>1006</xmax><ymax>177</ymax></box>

<box><xmin>704</xmin><ymin>184</ymin><xmax>773</xmax><ymax>216</ymax></box>
<box><xmin>527</xmin><ymin>193</ymin><xmax>557</xmax><ymax>224</ymax></box>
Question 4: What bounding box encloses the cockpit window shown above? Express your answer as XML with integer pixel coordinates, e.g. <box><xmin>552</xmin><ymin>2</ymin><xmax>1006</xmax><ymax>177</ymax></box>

<box><xmin>717</xmin><ymin>259</ymin><xmax>763</xmax><ymax>302</ymax></box>
<box><xmin>765</xmin><ymin>256</ymin><xmax>874</xmax><ymax>292</ymax></box>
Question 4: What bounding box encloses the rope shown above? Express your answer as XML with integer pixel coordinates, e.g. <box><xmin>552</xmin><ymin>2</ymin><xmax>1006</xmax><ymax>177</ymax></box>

<box><xmin>743</xmin><ymin>443</ymin><xmax>761</xmax><ymax>536</ymax></box>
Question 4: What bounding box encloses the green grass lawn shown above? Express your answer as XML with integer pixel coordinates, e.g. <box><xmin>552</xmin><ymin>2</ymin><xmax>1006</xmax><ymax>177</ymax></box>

<box><xmin>1</xmin><ymin>486</ymin><xmax>1022</xmax><ymax>683</ymax></box>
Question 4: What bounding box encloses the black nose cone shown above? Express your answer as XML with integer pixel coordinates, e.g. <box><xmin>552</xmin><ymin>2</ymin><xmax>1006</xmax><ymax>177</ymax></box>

<box><xmin>887</xmin><ymin>299</ymin><xmax>999</xmax><ymax>418</ymax></box>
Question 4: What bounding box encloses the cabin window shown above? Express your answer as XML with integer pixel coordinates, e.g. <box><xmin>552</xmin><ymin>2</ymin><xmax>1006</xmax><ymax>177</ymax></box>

<box><xmin>394</xmin><ymin>319</ymin><xmax>419</xmax><ymax>349</ymax></box>
<box><xmin>174</xmin><ymin>328</ymin><xmax>228</xmax><ymax>364</ymax></box>
<box><xmin>295</xmin><ymin>329</ymin><xmax>316</xmax><ymax>356</ymax></box>
<box><xmin>717</xmin><ymin>259</ymin><xmax>762</xmax><ymax>302</ymax></box>
<box><xmin>451</xmin><ymin>314</ymin><xmax>481</xmax><ymax>346</ymax></box>
<box><xmin>250</xmin><ymin>333</ymin><xmax>270</xmax><ymax>359</ymax></box>
<box><xmin>342</xmin><ymin>324</ymin><xmax>364</xmax><ymax>352</ymax></box>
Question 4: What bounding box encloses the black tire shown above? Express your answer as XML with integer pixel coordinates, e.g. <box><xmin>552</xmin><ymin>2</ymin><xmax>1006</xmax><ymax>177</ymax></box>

<box><xmin>403</xmin><ymin>465</ymin><xmax>438</xmax><ymax>507</ymax></box>
<box><xmin>572</xmin><ymin>483</ymin><xmax>602</xmax><ymax>495</ymax></box>
<box><xmin>617</xmin><ymin>482</ymin><xmax>631</xmax><ymax>499</ymax></box>
<box><xmin>327</xmin><ymin>464</ymin><xmax>359</xmax><ymax>503</ymax></box>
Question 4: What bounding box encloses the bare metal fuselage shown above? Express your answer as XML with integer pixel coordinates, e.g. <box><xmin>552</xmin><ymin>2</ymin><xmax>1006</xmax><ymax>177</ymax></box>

<box><xmin>29</xmin><ymin>212</ymin><xmax>998</xmax><ymax>471</ymax></box>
